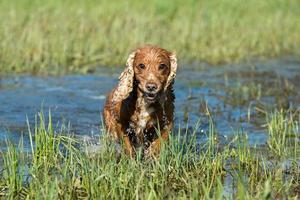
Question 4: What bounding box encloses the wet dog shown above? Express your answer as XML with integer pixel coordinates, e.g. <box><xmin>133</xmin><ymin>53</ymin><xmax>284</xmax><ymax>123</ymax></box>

<box><xmin>103</xmin><ymin>45</ymin><xmax>177</xmax><ymax>157</ymax></box>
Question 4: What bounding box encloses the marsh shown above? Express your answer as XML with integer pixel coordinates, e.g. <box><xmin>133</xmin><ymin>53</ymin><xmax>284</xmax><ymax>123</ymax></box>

<box><xmin>1</xmin><ymin>0</ymin><xmax>300</xmax><ymax>198</ymax></box>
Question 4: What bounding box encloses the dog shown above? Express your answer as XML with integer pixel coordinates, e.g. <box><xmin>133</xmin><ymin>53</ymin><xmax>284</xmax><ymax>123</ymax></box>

<box><xmin>103</xmin><ymin>45</ymin><xmax>177</xmax><ymax>157</ymax></box>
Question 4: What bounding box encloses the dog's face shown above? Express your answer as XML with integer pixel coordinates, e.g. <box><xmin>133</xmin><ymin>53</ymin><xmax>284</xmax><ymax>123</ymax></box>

<box><xmin>132</xmin><ymin>46</ymin><xmax>172</xmax><ymax>103</ymax></box>
<box><xmin>113</xmin><ymin>45</ymin><xmax>177</xmax><ymax>104</ymax></box>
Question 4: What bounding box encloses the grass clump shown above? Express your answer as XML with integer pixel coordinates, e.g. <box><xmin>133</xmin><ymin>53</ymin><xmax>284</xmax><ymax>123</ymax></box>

<box><xmin>267</xmin><ymin>109</ymin><xmax>300</xmax><ymax>157</ymax></box>
<box><xmin>0</xmin><ymin>0</ymin><xmax>300</xmax><ymax>75</ymax></box>
<box><xmin>0</xmin><ymin>111</ymin><xmax>300</xmax><ymax>199</ymax></box>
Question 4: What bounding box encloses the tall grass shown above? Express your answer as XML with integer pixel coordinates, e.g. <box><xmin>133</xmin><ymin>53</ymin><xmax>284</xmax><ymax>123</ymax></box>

<box><xmin>267</xmin><ymin>109</ymin><xmax>300</xmax><ymax>157</ymax></box>
<box><xmin>0</xmin><ymin>111</ymin><xmax>299</xmax><ymax>199</ymax></box>
<box><xmin>0</xmin><ymin>0</ymin><xmax>300</xmax><ymax>74</ymax></box>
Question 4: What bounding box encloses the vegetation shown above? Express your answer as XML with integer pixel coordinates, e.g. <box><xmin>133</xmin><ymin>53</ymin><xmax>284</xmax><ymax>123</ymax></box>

<box><xmin>0</xmin><ymin>109</ymin><xmax>299</xmax><ymax>199</ymax></box>
<box><xmin>0</xmin><ymin>0</ymin><xmax>299</xmax><ymax>198</ymax></box>
<box><xmin>0</xmin><ymin>0</ymin><xmax>300</xmax><ymax>75</ymax></box>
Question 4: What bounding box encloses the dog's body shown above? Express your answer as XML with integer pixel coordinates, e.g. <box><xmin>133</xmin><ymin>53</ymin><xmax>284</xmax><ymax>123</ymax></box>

<box><xmin>103</xmin><ymin>45</ymin><xmax>177</xmax><ymax>157</ymax></box>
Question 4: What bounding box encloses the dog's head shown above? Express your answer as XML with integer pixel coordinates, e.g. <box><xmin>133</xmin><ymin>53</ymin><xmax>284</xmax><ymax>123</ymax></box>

<box><xmin>113</xmin><ymin>45</ymin><xmax>177</xmax><ymax>103</ymax></box>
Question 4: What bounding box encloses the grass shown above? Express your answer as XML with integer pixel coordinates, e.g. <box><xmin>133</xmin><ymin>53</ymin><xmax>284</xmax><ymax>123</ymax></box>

<box><xmin>0</xmin><ymin>110</ymin><xmax>299</xmax><ymax>199</ymax></box>
<box><xmin>0</xmin><ymin>0</ymin><xmax>300</xmax><ymax>75</ymax></box>
<box><xmin>225</xmin><ymin>81</ymin><xmax>262</xmax><ymax>107</ymax></box>
<box><xmin>267</xmin><ymin>109</ymin><xmax>300</xmax><ymax>157</ymax></box>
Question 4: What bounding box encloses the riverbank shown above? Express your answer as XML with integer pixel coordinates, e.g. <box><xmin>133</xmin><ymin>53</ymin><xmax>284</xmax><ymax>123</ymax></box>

<box><xmin>1</xmin><ymin>0</ymin><xmax>300</xmax><ymax>75</ymax></box>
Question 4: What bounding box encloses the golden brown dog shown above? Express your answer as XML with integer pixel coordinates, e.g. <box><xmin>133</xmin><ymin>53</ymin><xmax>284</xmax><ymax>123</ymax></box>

<box><xmin>103</xmin><ymin>45</ymin><xmax>177</xmax><ymax>157</ymax></box>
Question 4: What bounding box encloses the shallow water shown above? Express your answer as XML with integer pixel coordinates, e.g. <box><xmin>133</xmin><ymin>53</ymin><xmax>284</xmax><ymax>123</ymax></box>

<box><xmin>0</xmin><ymin>58</ymin><xmax>300</xmax><ymax>151</ymax></box>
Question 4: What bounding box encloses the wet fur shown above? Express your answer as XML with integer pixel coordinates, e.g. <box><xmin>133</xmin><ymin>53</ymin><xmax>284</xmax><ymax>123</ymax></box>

<box><xmin>103</xmin><ymin>45</ymin><xmax>177</xmax><ymax>157</ymax></box>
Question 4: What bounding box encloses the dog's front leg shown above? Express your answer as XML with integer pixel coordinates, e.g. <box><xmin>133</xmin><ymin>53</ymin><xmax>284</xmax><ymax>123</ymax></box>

<box><xmin>115</xmin><ymin>123</ymin><xmax>135</xmax><ymax>157</ymax></box>
<box><xmin>146</xmin><ymin>124</ymin><xmax>172</xmax><ymax>157</ymax></box>
<box><xmin>123</xmin><ymin>135</ymin><xmax>135</xmax><ymax>157</ymax></box>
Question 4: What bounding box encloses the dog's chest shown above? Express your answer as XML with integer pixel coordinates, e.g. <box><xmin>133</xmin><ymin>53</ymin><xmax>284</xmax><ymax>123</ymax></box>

<box><xmin>131</xmin><ymin>106</ymin><xmax>155</xmax><ymax>134</ymax></box>
<box><xmin>128</xmin><ymin>97</ymin><xmax>166</xmax><ymax>145</ymax></box>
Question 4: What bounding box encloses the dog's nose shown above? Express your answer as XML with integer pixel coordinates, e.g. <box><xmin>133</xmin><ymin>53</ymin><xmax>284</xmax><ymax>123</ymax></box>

<box><xmin>146</xmin><ymin>83</ymin><xmax>158</xmax><ymax>92</ymax></box>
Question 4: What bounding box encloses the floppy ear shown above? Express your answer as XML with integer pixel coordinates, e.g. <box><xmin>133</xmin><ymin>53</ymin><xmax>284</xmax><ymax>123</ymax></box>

<box><xmin>112</xmin><ymin>51</ymin><xmax>136</xmax><ymax>102</ymax></box>
<box><xmin>164</xmin><ymin>53</ymin><xmax>177</xmax><ymax>91</ymax></box>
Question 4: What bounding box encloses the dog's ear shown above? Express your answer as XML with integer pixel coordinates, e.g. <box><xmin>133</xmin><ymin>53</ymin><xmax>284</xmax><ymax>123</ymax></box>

<box><xmin>164</xmin><ymin>53</ymin><xmax>177</xmax><ymax>91</ymax></box>
<box><xmin>112</xmin><ymin>51</ymin><xmax>136</xmax><ymax>102</ymax></box>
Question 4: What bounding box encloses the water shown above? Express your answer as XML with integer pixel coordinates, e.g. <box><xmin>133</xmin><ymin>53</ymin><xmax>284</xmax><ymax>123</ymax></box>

<box><xmin>0</xmin><ymin>58</ymin><xmax>299</xmax><ymax>151</ymax></box>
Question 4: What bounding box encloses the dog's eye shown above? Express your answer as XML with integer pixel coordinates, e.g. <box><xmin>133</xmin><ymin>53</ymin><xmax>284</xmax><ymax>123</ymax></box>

<box><xmin>138</xmin><ymin>63</ymin><xmax>145</xmax><ymax>69</ymax></box>
<box><xmin>159</xmin><ymin>63</ymin><xmax>167</xmax><ymax>70</ymax></box>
